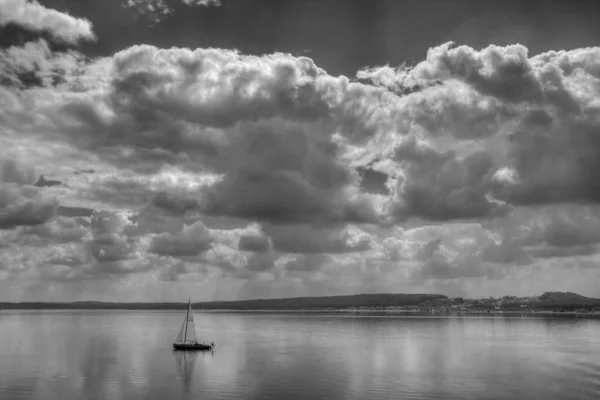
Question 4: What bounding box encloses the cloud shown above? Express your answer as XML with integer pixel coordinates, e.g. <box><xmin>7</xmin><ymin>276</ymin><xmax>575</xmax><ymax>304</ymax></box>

<box><xmin>18</xmin><ymin>216</ymin><xmax>89</xmax><ymax>246</ymax></box>
<box><xmin>238</xmin><ymin>232</ymin><xmax>271</xmax><ymax>253</ymax></box>
<box><xmin>0</xmin><ymin>159</ymin><xmax>58</xmax><ymax>230</ymax></box>
<box><xmin>149</xmin><ymin>220</ymin><xmax>213</xmax><ymax>258</ymax></box>
<box><xmin>244</xmin><ymin>251</ymin><xmax>278</xmax><ymax>273</ymax></box>
<box><xmin>88</xmin><ymin>211</ymin><xmax>135</xmax><ymax>263</ymax></box>
<box><xmin>0</xmin><ymin>39</ymin><xmax>88</xmax><ymax>90</ymax></box>
<box><xmin>507</xmin><ymin>206</ymin><xmax>600</xmax><ymax>261</ymax></box>
<box><xmin>4</xmin><ymin>38</ymin><xmax>600</xmax><ymax>300</ymax></box>
<box><xmin>157</xmin><ymin>260</ymin><xmax>189</xmax><ymax>281</ymax></box>
<box><xmin>389</xmin><ymin>136</ymin><xmax>510</xmax><ymax>221</ymax></box>
<box><xmin>284</xmin><ymin>254</ymin><xmax>330</xmax><ymax>273</ymax></box>
<box><xmin>123</xmin><ymin>0</ymin><xmax>221</xmax><ymax>24</ymax></box>
<box><xmin>359</xmin><ymin>42</ymin><xmax>600</xmax><ymax>212</ymax></box>
<box><xmin>34</xmin><ymin>175</ymin><xmax>62</xmax><ymax>188</ymax></box>
<box><xmin>37</xmin><ymin>44</ymin><xmax>385</xmax><ymax>225</ymax></box>
<box><xmin>263</xmin><ymin>224</ymin><xmax>372</xmax><ymax>254</ymax></box>
<box><xmin>0</xmin><ymin>0</ymin><xmax>95</xmax><ymax>44</ymax></box>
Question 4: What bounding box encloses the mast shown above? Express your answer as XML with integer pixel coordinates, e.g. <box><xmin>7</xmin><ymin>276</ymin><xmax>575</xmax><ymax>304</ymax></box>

<box><xmin>184</xmin><ymin>299</ymin><xmax>190</xmax><ymax>342</ymax></box>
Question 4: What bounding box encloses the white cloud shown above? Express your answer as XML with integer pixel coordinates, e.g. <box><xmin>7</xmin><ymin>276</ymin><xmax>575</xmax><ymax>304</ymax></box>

<box><xmin>0</xmin><ymin>0</ymin><xmax>95</xmax><ymax>44</ymax></box>
<box><xmin>2</xmin><ymin>39</ymin><xmax>600</xmax><ymax>300</ymax></box>
<box><xmin>124</xmin><ymin>0</ymin><xmax>221</xmax><ymax>24</ymax></box>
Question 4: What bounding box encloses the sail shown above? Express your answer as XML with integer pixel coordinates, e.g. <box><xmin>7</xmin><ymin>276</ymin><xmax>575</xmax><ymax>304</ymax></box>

<box><xmin>184</xmin><ymin>302</ymin><xmax>197</xmax><ymax>343</ymax></box>
<box><xmin>175</xmin><ymin>317</ymin><xmax>186</xmax><ymax>343</ymax></box>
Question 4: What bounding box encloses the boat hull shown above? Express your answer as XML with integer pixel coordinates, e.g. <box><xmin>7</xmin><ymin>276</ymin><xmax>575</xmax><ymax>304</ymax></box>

<box><xmin>173</xmin><ymin>342</ymin><xmax>213</xmax><ymax>351</ymax></box>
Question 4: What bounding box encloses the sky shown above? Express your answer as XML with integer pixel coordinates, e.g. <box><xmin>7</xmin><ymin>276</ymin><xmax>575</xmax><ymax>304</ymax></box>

<box><xmin>2</xmin><ymin>0</ymin><xmax>600</xmax><ymax>302</ymax></box>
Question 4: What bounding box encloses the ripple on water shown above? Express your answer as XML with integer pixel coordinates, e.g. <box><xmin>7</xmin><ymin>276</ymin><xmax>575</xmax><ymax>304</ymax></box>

<box><xmin>1</xmin><ymin>312</ymin><xmax>600</xmax><ymax>400</ymax></box>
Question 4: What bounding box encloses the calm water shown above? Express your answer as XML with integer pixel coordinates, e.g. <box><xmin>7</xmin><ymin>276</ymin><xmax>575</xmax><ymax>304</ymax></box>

<box><xmin>1</xmin><ymin>311</ymin><xmax>599</xmax><ymax>400</ymax></box>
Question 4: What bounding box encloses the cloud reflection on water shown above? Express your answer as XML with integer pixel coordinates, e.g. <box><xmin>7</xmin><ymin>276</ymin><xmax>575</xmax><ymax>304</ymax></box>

<box><xmin>0</xmin><ymin>311</ymin><xmax>599</xmax><ymax>399</ymax></box>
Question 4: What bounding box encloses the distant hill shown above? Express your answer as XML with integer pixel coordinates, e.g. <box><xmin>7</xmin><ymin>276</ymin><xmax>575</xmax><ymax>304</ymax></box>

<box><xmin>2</xmin><ymin>291</ymin><xmax>598</xmax><ymax>311</ymax></box>
<box><xmin>536</xmin><ymin>292</ymin><xmax>600</xmax><ymax>307</ymax></box>
<box><xmin>0</xmin><ymin>293</ymin><xmax>447</xmax><ymax>310</ymax></box>
<box><xmin>192</xmin><ymin>293</ymin><xmax>448</xmax><ymax>310</ymax></box>
<box><xmin>495</xmin><ymin>292</ymin><xmax>600</xmax><ymax>310</ymax></box>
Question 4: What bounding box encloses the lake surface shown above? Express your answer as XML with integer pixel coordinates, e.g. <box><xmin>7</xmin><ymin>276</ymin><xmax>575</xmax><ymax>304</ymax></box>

<box><xmin>1</xmin><ymin>311</ymin><xmax>599</xmax><ymax>400</ymax></box>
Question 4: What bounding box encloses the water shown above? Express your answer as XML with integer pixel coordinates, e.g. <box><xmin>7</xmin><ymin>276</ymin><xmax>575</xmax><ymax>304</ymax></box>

<box><xmin>1</xmin><ymin>311</ymin><xmax>599</xmax><ymax>400</ymax></box>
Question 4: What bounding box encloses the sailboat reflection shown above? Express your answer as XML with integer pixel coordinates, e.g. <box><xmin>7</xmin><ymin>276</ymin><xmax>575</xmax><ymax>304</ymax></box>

<box><xmin>174</xmin><ymin>351</ymin><xmax>197</xmax><ymax>392</ymax></box>
<box><xmin>173</xmin><ymin>349</ymin><xmax>213</xmax><ymax>392</ymax></box>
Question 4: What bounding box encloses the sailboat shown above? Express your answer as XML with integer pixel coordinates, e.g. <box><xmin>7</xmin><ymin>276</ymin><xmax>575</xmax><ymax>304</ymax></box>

<box><xmin>173</xmin><ymin>300</ymin><xmax>214</xmax><ymax>351</ymax></box>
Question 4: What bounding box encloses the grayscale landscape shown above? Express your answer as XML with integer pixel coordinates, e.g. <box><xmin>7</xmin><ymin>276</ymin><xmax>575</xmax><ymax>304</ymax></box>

<box><xmin>1</xmin><ymin>0</ymin><xmax>600</xmax><ymax>399</ymax></box>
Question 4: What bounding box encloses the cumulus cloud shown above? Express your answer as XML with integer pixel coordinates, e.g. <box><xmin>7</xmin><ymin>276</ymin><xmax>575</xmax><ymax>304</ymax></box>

<box><xmin>149</xmin><ymin>220</ymin><xmax>213</xmax><ymax>258</ymax></box>
<box><xmin>88</xmin><ymin>211</ymin><xmax>135</xmax><ymax>263</ymax></box>
<box><xmin>33</xmin><ymin>41</ymin><xmax>599</xmax><ymax>227</ymax></box>
<box><xmin>0</xmin><ymin>39</ymin><xmax>87</xmax><ymax>89</ymax></box>
<box><xmin>284</xmin><ymin>253</ymin><xmax>330</xmax><ymax>273</ymax></box>
<box><xmin>157</xmin><ymin>260</ymin><xmax>189</xmax><ymax>281</ymax></box>
<box><xmin>359</xmin><ymin>42</ymin><xmax>600</xmax><ymax>212</ymax></box>
<box><xmin>4</xmin><ymin>38</ymin><xmax>600</xmax><ymax>300</ymax></box>
<box><xmin>238</xmin><ymin>232</ymin><xmax>271</xmax><ymax>253</ymax></box>
<box><xmin>263</xmin><ymin>224</ymin><xmax>372</xmax><ymax>254</ymax></box>
<box><xmin>38</xmin><ymin>45</ymin><xmax>385</xmax><ymax>225</ymax></box>
<box><xmin>0</xmin><ymin>159</ymin><xmax>57</xmax><ymax>230</ymax></box>
<box><xmin>0</xmin><ymin>0</ymin><xmax>95</xmax><ymax>44</ymax></box>
<box><xmin>389</xmin><ymin>136</ymin><xmax>510</xmax><ymax>221</ymax></box>
<box><xmin>18</xmin><ymin>216</ymin><xmax>88</xmax><ymax>246</ymax></box>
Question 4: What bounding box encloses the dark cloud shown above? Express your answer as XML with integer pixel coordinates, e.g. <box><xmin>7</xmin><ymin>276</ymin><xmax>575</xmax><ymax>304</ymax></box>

<box><xmin>0</xmin><ymin>159</ymin><xmax>58</xmax><ymax>230</ymax></box>
<box><xmin>124</xmin><ymin>205</ymin><xmax>186</xmax><ymax>237</ymax></box>
<box><xmin>263</xmin><ymin>224</ymin><xmax>372</xmax><ymax>254</ymax></box>
<box><xmin>530</xmin><ymin>244</ymin><xmax>599</xmax><ymax>259</ymax></box>
<box><xmin>74</xmin><ymin>169</ymin><xmax>96</xmax><ymax>175</ymax></box>
<box><xmin>6</xmin><ymin>30</ymin><xmax>600</xmax><ymax>300</ymax></box>
<box><xmin>543</xmin><ymin>213</ymin><xmax>600</xmax><ymax>248</ymax></box>
<box><xmin>0</xmin><ymin>188</ymin><xmax>57</xmax><ymax>230</ymax></box>
<box><xmin>0</xmin><ymin>0</ymin><xmax>96</xmax><ymax>45</ymax></box>
<box><xmin>151</xmin><ymin>192</ymin><xmax>200</xmax><ymax>215</ymax></box>
<box><xmin>238</xmin><ymin>233</ymin><xmax>270</xmax><ymax>252</ymax></box>
<box><xmin>361</xmin><ymin>43</ymin><xmax>600</xmax><ymax>217</ymax></box>
<box><xmin>57</xmin><ymin>205</ymin><xmax>94</xmax><ymax>218</ymax></box>
<box><xmin>284</xmin><ymin>253</ymin><xmax>329</xmax><ymax>273</ymax></box>
<box><xmin>89</xmin><ymin>176</ymin><xmax>156</xmax><ymax>209</ymax></box>
<box><xmin>480</xmin><ymin>239</ymin><xmax>530</xmax><ymax>265</ymax></box>
<box><xmin>88</xmin><ymin>211</ymin><xmax>134</xmax><ymax>262</ymax></box>
<box><xmin>40</xmin><ymin>45</ymin><xmax>385</xmax><ymax>226</ymax></box>
<box><xmin>149</xmin><ymin>221</ymin><xmax>213</xmax><ymax>258</ymax></box>
<box><xmin>0</xmin><ymin>158</ymin><xmax>36</xmax><ymax>184</ymax></box>
<box><xmin>415</xmin><ymin>237</ymin><xmax>510</xmax><ymax>281</ymax></box>
<box><xmin>512</xmin><ymin>207</ymin><xmax>600</xmax><ymax>260</ymax></box>
<box><xmin>46</xmin><ymin>251</ymin><xmax>88</xmax><ymax>267</ymax></box>
<box><xmin>19</xmin><ymin>216</ymin><xmax>88</xmax><ymax>246</ymax></box>
<box><xmin>357</xmin><ymin>166</ymin><xmax>389</xmax><ymax>195</ymax></box>
<box><xmin>390</xmin><ymin>136</ymin><xmax>510</xmax><ymax>221</ymax></box>
<box><xmin>244</xmin><ymin>251</ymin><xmax>278</xmax><ymax>272</ymax></box>
<box><xmin>494</xmin><ymin>113</ymin><xmax>600</xmax><ymax>206</ymax></box>
<box><xmin>157</xmin><ymin>260</ymin><xmax>189</xmax><ymax>281</ymax></box>
<box><xmin>34</xmin><ymin>175</ymin><xmax>62</xmax><ymax>187</ymax></box>
<box><xmin>0</xmin><ymin>39</ymin><xmax>88</xmax><ymax>90</ymax></box>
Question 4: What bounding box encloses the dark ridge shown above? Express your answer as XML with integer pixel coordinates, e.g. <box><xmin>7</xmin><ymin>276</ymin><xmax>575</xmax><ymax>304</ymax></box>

<box><xmin>2</xmin><ymin>292</ymin><xmax>598</xmax><ymax>311</ymax></box>
<box><xmin>0</xmin><ymin>293</ymin><xmax>447</xmax><ymax>310</ymax></box>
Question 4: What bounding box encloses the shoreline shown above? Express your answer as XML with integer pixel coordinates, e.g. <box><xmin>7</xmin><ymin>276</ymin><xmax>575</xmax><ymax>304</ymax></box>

<box><xmin>3</xmin><ymin>308</ymin><xmax>600</xmax><ymax>317</ymax></box>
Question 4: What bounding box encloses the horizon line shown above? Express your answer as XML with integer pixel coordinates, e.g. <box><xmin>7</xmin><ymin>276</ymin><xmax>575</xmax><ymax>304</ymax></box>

<box><xmin>0</xmin><ymin>290</ymin><xmax>591</xmax><ymax>304</ymax></box>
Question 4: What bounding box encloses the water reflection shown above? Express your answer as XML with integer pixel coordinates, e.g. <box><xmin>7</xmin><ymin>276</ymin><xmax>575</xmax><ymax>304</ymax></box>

<box><xmin>0</xmin><ymin>311</ymin><xmax>599</xmax><ymax>400</ymax></box>
<box><xmin>173</xmin><ymin>351</ymin><xmax>198</xmax><ymax>393</ymax></box>
<box><xmin>79</xmin><ymin>334</ymin><xmax>119</xmax><ymax>400</ymax></box>
<box><xmin>239</xmin><ymin>336</ymin><xmax>352</xmax><ymax>400</ymax></box>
